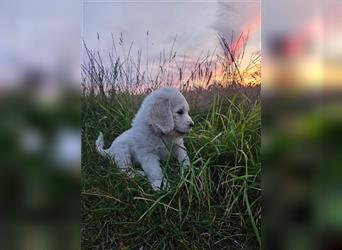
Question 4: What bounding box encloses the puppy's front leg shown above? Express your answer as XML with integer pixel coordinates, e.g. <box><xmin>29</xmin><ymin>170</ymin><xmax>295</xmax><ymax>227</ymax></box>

<box><xmin>173</xmin><ymin>142</ymin><xmax>190</xmax><ymax>168</ymax></box>
<box><xmin>140</xmin><ymin>154</ymin><xmax>167</xmax><ymax>191</ymax></box>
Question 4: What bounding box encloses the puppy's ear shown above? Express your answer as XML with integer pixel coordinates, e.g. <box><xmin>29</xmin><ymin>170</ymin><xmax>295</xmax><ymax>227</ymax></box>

<box><xmin>150</xmin><ymin>96</ymin><xmax>174</xmax><ymax>134</ymax></box>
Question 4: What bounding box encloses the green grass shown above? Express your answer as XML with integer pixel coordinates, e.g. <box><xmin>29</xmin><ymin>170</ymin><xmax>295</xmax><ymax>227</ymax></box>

<box><xmin>81</xmin><ymin>88</ymin><xmax>261</xmax><ymax>249</ymax></box>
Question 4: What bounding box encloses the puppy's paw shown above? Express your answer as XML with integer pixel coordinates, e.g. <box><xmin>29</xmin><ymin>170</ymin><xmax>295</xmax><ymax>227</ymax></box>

<box><xmin>137</xmin><ymin>170</ymin><xmax>146</xmax><ymax>177</ymax></box>
<box><xmin>151</xmin><ymin>178</ymin><xmax>169</xmax><ymax>191</ymax></box>
<box><xmin>125</xmin><ymin>168</ymin><xmax>147</xmax><ymax>178</ymax></box>
<box><xmin>181</xmin><ymin>158</ymin><xmax>191</xmax><ymax>168</ymax></box>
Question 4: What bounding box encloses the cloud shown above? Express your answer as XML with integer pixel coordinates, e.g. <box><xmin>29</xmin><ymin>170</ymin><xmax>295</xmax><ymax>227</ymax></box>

<box><xmin>212</xmin><ymin>1</ymin><xmax>260</xmax><ymax>52</ymax></box>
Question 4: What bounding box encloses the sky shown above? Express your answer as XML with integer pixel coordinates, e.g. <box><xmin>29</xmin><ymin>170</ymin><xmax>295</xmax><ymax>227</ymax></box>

<box><xmin>82</xmin><ymin>0</ymin><xmax>261</xmax><ymax>69</ymax></box>
<box><xmin>1</xmin><ymin>0</ymin><xmax>340</xmax><ymax>88</ymax></box>
<box><xmin>0</xmin><ymin>0</ymin><xmax>80</xmax><ymax>84</ymax></box>
<box><xmin>0</xmin><ymin>0</ymin><xmax>261</xmax><ymax>86</ymax></box>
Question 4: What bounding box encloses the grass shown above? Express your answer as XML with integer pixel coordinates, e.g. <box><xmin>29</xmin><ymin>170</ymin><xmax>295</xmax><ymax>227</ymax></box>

<box><xmin>81</xmin><ymin>33</ymin><xmax>261</xmax><ymax>249</ymax></box>
<box><xmin>82</xmin><ymin>88</ymin><xmax>260</xmax><ymax>249</ymax></box>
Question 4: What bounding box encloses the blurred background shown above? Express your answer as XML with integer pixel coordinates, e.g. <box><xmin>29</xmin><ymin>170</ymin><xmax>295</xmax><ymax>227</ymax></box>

<box><xmin>0</xmin><ymin>0</ymin><xmax>341</xmax><ymax>249</ymax></box>
<box><xmin>262</xmin><ymin>0</ymin><xmax>342</xmax><ymax>249</ymax></box>
<box><xmin>0</xmin><ymin>0</ymin><xmax>80</xmax><ymax>249</ymax></box>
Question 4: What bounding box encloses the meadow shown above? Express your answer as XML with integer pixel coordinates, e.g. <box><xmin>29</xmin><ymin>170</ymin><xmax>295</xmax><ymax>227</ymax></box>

<box><xmin>81</xmin><ymin>34</ymin><xmax>261</xmax><ymax>249</ymax></box>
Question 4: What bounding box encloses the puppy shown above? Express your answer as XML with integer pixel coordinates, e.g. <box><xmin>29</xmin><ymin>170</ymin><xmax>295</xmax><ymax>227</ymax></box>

<box><xmin>96</xmin><ymin>87</ymin><xmax>194</xmax><ymax>190</ymax></box>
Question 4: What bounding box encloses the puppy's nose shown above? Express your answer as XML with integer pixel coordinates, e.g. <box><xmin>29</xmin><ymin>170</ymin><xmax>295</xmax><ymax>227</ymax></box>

<box><xmin>189</xmin><ymin>121</ymin><xmax>194</xmax><ymax>128</ymax></box>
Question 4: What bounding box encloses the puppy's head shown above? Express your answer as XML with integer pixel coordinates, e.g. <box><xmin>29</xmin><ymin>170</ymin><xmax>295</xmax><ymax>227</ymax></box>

<box><xmin>149</xmin><ymin>88</ymin><xmax>194</xmax><ymax>136</ymax></box>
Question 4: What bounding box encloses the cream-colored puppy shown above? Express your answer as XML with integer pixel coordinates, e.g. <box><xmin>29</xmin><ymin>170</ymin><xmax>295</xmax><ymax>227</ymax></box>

<box><xmin>96</xmin><ymin>87</ymin><xmax>194</xmax><ymax>190</ymax></box>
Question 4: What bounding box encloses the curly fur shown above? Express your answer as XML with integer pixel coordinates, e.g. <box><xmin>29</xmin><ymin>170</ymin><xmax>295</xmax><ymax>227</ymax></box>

<box><xmin>96</xmin><ymin>87</ymin><xmax>194</xmax><ymax>190</ymax></box>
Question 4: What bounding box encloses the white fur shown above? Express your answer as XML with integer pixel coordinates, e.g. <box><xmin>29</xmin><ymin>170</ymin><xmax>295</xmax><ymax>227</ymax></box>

<box><xmin>96</xmin><ymin>87</ymin><xmax>194</xmax><ymax>190</ymax></box>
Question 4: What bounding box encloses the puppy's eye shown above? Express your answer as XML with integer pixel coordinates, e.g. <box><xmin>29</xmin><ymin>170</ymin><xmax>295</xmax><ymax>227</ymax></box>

<box><xmin>177</xmin><ymin>109</ymin><xmax>184</xmax><ymax>115</ymax></box>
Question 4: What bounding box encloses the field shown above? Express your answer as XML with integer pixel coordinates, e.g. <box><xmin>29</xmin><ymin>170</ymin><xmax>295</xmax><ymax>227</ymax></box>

<box><xmin>81</xmin><ymin>35</ymin><xmax>261</xmax><ymax>249</ymax></box>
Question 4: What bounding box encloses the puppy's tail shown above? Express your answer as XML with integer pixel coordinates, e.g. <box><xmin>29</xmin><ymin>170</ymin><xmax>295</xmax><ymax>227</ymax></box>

<box><xmin>96</xmin><ymin>132</ymin><xmax>108</xmax><ymax>157</ymax></box>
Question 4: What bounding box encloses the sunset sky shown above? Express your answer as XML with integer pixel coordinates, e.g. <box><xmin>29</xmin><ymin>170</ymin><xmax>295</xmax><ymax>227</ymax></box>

<box><xmin>83</xmin><ymin>1</ymin><xmax>261</xmax><ymax>69</ymax></box>
<box><xmin>1</xmin><ymin>0</ymin><xmax>340</xmax><ymax>89</ymax></box>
